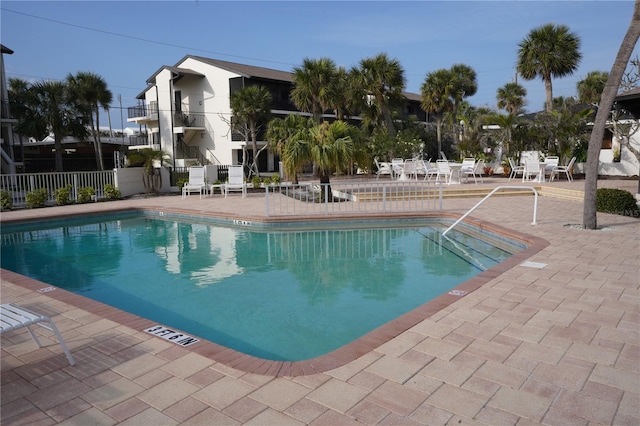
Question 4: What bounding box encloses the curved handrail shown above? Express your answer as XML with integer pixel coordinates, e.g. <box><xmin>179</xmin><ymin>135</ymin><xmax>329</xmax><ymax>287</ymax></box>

<box><xmin>442</xmin><ymin>185</ymin><xmax>538</xmax><ymax>237</ymax></box>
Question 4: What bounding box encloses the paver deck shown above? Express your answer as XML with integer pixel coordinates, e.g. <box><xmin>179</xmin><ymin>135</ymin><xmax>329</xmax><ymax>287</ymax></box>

<box><xmin>1</xmin><ymin>176</ymin><xmax>638</xmax><ymax>425</ymax></box>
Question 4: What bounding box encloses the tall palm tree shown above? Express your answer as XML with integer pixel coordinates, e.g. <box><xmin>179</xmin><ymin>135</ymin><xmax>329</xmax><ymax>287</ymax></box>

<box><xmin>33</xmin><ymin>80</ymin><xmax>87</xmax><ymax>171</ymax></box>
<box><xmin>517</xmin><ymin>23</ymin><xmax>582</xmax><ymax>112</ymax></box>
<box><xmin>230</xmin><ymin>85</ymin><xmax>272</xmax><ymax>177</ymax></box>
<box><xmin>448</xmin><ymin>64</ymin><xmax>478</xmax><ymax>145</ymax></box>
<box><xmin>421</xmin><ymin>68</ymin><xmax>453</xmax><ymax>157</ymax></box>
<box><xmin>583</xmin><ymin>2</ymin><xmax>640</xmax><ymax>229</ymax></box>
<box><xmin>351</xmin><ymin>53</ymin><xmax>406</xmax><ymax>138</ymax></box>
<box><xmin>577</xmin><ymin>71</ymin><xmax>609</xmax><ymax>105</ymax></box>
<box><xmin>291</xmin><ymin>57</ymin><xmax>337</xmax><ymax>123</ymax></box>
<box><xmin>281</xmin><ymin>121</ymin><xmax>355</xmax><ymax>191</ymax></box>
<box><xmin>67</xmin><ymin>72</ymin><xmax>112</xmax><ymax>171</ymax></box>
<box><xmin>496</xmin><ymin>82</ymin><xmax>527</xmax><ymax>115</ymax></box>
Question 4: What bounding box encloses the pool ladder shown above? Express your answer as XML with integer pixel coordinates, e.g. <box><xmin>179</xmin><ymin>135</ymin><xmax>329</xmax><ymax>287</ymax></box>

<box><xmin>442</xmin><ymin>186</ymin><xmax>539</xmax><ymax>237</ymax></box>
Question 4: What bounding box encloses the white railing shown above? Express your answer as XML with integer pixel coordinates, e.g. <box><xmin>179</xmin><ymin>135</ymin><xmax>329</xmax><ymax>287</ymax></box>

<box><xmin>1</xmin><ymin>171</ymin><xmax>116</xmax><ymax>207</ymax></box>
<box><xmin>265</xmin><ymin>181</ymin><xmax>443</xmax><ymax>216</ymax></box>
<box><xmin>442</xmin><ymin>185</ymin><xmax>538</xmax><ymax>237</ymax></box>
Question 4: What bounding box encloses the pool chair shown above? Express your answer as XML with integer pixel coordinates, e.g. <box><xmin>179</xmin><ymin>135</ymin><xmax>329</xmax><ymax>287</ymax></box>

<box><xmin>182</xmin><ymin>166</ymin><xmax>206</xmax><ymax>199</ymax></box>
<box><xmin>225</xmin><ymin>165</ymin><xmax>247</xmax><ymax>198</ymax></box>
<box><xmin>460</xmin><ymin>159</ymin><xmax>484</xmax><ymax>184</ymax></box>
<box><xmin>1</xmin><ymin>303</ymin><xmax>75</xmax><ymax>366</ymax></box>
<box><xmin>508</xmin><ymin>158</ymin><xmax>525</xmax><ymax>181</ymax></box>
<box><xmin>522</xmin><ymin>159</ymin><xmax>542</xmax><ymax>182</ymax></box>
<box><xmin>435</xmin><ymin>160</ymin><xmax>453</xmax><ymax>184</ymax></box>
<box><xmin>374</xmin><ymin>158</ymin><xmax>392</xmax><ymax>180</ymax></box>
<box><xmin>543</xmin><ymin>156</ymin><xmax>559</xmax><ymax>180</ymax></box>
<box><xmin>550</xmin><ymin>156</ymin><xmax>576</xmax><ymax>181</ymax></box>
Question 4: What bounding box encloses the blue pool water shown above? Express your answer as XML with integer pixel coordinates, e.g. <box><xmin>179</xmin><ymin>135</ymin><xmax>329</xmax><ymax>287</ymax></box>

<box><xmin>0</xmin><ymin>213</ymin><xmax>523</xmax><ymax>361</ymax></box>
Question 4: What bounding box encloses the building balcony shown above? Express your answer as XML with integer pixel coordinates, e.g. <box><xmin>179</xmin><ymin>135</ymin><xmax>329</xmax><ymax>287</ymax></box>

<box><xmin>127</xmin><ymin>101</ymin><xmax>158</xmax><ymax>125</ymax></box>
<box><xmin>173</xmin><ymin>112</ymin><xmax>206</xmax><ymax>144</ymax></box>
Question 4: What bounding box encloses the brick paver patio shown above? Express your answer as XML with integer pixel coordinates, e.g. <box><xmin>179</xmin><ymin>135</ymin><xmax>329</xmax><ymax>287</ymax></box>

<box><xmin>1</xmin><ymin>177</ymin><xmax>638</xmax><ymax>425</ymax></box>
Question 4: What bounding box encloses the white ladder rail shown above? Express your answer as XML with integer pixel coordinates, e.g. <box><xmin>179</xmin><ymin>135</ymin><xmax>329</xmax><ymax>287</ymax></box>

<box><xmin>442</xmin><ymin>186</ymin><xmax>538</xmax><ymax>237</ymax></box>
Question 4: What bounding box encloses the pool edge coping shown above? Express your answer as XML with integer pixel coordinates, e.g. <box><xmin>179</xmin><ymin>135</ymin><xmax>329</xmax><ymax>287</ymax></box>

<box><xmin>0</xmin><ymin>207</ymin><xmax>549</xmax><ymax>377</ymax></box>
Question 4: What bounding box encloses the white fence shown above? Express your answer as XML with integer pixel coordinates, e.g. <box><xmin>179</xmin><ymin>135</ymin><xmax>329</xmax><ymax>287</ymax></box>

<box><xmin>264</xmin><ymin>181</ymin><xmax>443</xmax><ymax>216</ymax></box>
<box><xmin>1</xmin><ymin>171</ymin><xmax>116</xmax><ymax>207</ymax></box>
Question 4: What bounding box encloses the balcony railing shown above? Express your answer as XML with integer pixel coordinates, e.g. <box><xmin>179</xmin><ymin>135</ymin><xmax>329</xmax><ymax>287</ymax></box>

<box><xmin>174</xmin><ymin>112</ymin><xmax>205</xmax><ymax>128</ymax></box>
<box><xmin>127</xmin><ymin>101</ymin><xmax>158</xmax><ymax>120</ymax></box>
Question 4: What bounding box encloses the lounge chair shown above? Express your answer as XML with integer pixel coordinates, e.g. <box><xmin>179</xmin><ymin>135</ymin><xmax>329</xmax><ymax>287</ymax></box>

<box><xmin>225</xmin><ymin>165</ymin><xmax>247</xmax><ymax>198</ymax></box>
<box><xmin>508</xmin><ymin>158</ymin><xmax>525</xmax><ymax>181</ymax></box>
<box><xmin>543</xmin><ymin>156</ymin><xmax>559</xmax><ymax>180</ymax></box>
<box><xmin>435</xmin><ymin>160</ymin><xmax>453</xmax><ymax>184</ymax></box>
<box><xmin>0</xmin><ymin>303</ymin><xmax>75</xmax><ymax>365</ymax></box>
<box><xmin>374</xmin><ymin>158</ymin><xmax>392</xmax><ymax>180</ymax></box>
<box><xmin>522</xmin><ymin>159</ymin><xmax>542</xmax><ymax>182</ymax></box>
<box><xmin>182</xmin><ymin>166</ymin><xmax>206</xmax><ymax>198</ymax></box>
<box><xmin>550</xmin><ymin>156</ymin><xmax>577</xmax><ymax>181</ymax></box>
<box><xmin>461</xmin><ymin>159</ymin><xmax>485</xmax><ymax>184</ymax></box>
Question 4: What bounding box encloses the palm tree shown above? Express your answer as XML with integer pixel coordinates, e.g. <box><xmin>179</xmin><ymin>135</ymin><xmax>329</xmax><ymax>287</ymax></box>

<box><xmin>230</xmin><ymin>85</ymin><xmax>272</xmax><ymax>177</ymax></box>
<box><xmin>351</xmin><ymin>53</ymin><xmax>406</xmax><ymax>138</ymax></box>
<box><xmin>577</xmin><ymin>71</ymin><xmax>609</xmax><ymax>105</ymax></box>
<box><xmin>266</xmin><ymin>114</ymin><xmax>312</xmax><ymax>183</ymax></box>
<box><xmin>291</xmin><ymin>57</ymin><xmax>337</xmax><ymax>123</ymax></box>
<box><xmin>67</xmin><ymin>72</ymin><xmax>113</xmax><ymax>171</ymax></box>
<box><xmin>281</xmin><ymin>121</ymin><xmax>355</xmax><ymax>191</ymax></box>
<box><xmin>421</xmin><ymin>68</ymin><xmax>453</xmax><ymax>158</ymax></box>
<box><xmin>496</xmin><ymin>82</ymin><xmax>527</xmax><ymax>115</ymax></box>
<box><xmin>126</xmin><ymin>148</ymin><xmax>169</xmax><ymax>194</ymax></box>
<box><xmin>583</xmin><ymin>2</ymin><xmax>640</xmax><ymax>229</ymax></box>
<box><xmin>448</xmin><ymin>64</ymin><xmax>478</xmax><ymax>145</ymax></box>
<box><xmin>517</xmin><ymin>23</ymin><xmax>582</xmax><ymax>112</ymax></box>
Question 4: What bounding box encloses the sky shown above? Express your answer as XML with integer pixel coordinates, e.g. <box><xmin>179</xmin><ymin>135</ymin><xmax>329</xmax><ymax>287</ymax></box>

<box><xmin>1</xmin><ymin>0</ymin><xmax>638</xmax><ymax>131</ymax></box>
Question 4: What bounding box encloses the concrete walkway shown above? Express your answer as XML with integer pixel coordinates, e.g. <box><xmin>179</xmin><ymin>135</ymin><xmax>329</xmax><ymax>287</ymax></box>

<box><xmin>1</xmin><ymin>177</ymin><xmax>638</xmax><ymax>425</ymax></box>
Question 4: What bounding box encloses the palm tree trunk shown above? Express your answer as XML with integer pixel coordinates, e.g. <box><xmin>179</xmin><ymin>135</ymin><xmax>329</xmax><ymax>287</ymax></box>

<box><xmin>583</xmin><ymin>2</ymin><xmax>640</xmax><ymax>229</ymax></box>
<box><xmin>95</xmin><ymin>107</ymin><xmax>105</xmax><ymax>171</ymax></box>
<box><xmin>544</xmin><ymin>76</ymin><xmax>554</xmax><ymax>112</ymax></box>
<box><xmin>54</xmin><ymin>136</ymin><xmax>64</xmax><ymax>171</ymax></box>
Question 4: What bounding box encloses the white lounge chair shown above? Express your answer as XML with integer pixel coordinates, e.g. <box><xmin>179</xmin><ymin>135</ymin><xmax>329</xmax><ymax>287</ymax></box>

<box><xmin>416</xmin><ymin>159</ymin><xmax>437</xmax><ymax>181</ymax></box>
<box><xmin>182</xmin><ymin>166</ymin><xmax>206</xmax><ymax>199</ymax></box>
<box><xmin>1</xmin><ymin>303</ymin><xmax>75</xmax><ymax>365</ymax></box>
<box><xmin>543</xmin><ymin>156</ymin><xmax>559</xmax><ymax>180</ymax></box>
<box><xmin>435</xmin><ymin>160</ymin><xmax>453</xmax><ymax>184</ymax></box>
<box><xmin>461</xmin><ymin>159</ymin><xmax>485</xmax><ymax>184</ymax></box>
<box><xmin>522</xmin><ymin>159</ymin><xmax>542</xmax><ymax>182</ymax></box>
<box><xmin>225</xmin><ymin>165</ymin><xmax>247</xmax><ymax>198</ymax></box>
<box><xmin>508</xmin><ymin>158</ymin><xmax>525</xmax><ymax>181</ymax></box>
<box><xmin>374</xmin><ymin>158</ymin><xmax>392</xmax><ymax>180</ymax></box>
<box><xmin>550</xmin><ymin>156</ymin><xmax>577</xmax><ymax>181</ymax></box>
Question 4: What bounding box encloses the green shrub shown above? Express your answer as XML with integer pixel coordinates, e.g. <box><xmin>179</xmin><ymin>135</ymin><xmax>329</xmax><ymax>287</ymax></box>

<box><xmin>103</xmin><ymin>184</ymin><xmax>121</xmax><ymax>200</ymax></box>
<box><xmin>77</xmin><ymin>186</ymin><xmax>96</xmax><ymax>204</ymax></box>
<box><xmin>177</xmin><ymin>178</ymin><xmax>189</xmax><ymax>191</ymax></box>
<box><xmin>251</xmin><ymin>175</ymin><xmax>262</xmax><ymax>188</ymax></box>
<box><xmin>53</xmin><ymin>184</ymin><xmax>73</xmax><ymax>206</ymax></box>
<box><xmin>25</xmin><ymin>188</ymin><xmax>48</xmax><ymax>208</ymax></box>
<box><xmin>1</xmin><ymin>190</ymin><xmax>12</xmax><ymax>211</ymax></box>
<box><xmin>596</xmin><ymin>188</ymin><xmax>640</xmax><ymax>217</ymax></box>
<box><xmin>270</xmin><ymin>174</ymin><xmax>281</xmax><ymax>185</ymax></box>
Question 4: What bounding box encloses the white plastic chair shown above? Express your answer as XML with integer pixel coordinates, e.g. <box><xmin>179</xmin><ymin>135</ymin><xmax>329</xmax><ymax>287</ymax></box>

<box><xmin>182</xmin><ymin>166</ymin><xmax>206</xmax><ymax>198</ymax></box>
<box><xmin>522</xmin><ymin>159</ymin><xmax>542</xmax><ymax>182</ymax></box>
<box><xmin>550</xmin><ymin>156</ymin><xmax>577</xmax><ymax>182</ymax></box>
<box><xmin>436</xmin><ymin>160</ymin><xmax>453</xmax><ymax>184</ymax></box>
<box><xmin>461</xmin><ymin>159</ymin><xmax>484</xmax><ymax>184</ymax></box>
<box><xmin>374</xmin><ymin>158</ymin><xmax>392</xmax><ymax>180</ymax></box>
<box><xmin>543</xmin><ymin>156</ymin><xmax>559</xmax><ymax>179</ymax></box>
<box><xmin>1</xmin><ymin>303</ymin><xmax>75</xmax><ymax>365</ymax></box>
<box><xmin>391</xmin><ymin>158</ymin><xmax>405</xmax><ymax>180</ymax></box>
<box><xmin>403</xmin><ymin>159</ymin><xmax>418</xmax><ymax>180</ymax></box>
<box><xmin>416</xmin><ymin>159</ymin><xmax>437</xmax><ymax>181</ymax></box>
<box><xmin>508</xmin><ymin>158</ymin><xmax>524</xmax><ymax>181</ymax></box>
<box><xmin>225</xmin><ymin>165</ymin><xmax>247</xmax><ymax>198</ymax></box>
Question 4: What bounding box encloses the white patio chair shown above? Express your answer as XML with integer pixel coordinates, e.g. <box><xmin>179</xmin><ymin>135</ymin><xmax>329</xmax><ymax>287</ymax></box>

<box><xmin>374</xmin><ymin>158</ymin><xmax>392</xmax><ymax>180</ymax></box>
<box><xmin>225</xmin><ymin>165</ymin><xmax>247</xmax><ymax>198</ymax></box>
<box><xmin>416</xmin><ymin>159</ymin><xmax>437</xmax><ymax>181</ymax></box>
<box><xmin>391</xmin><ymin>158</ymin><xmax>405</xmax><ymax>180</ymax></box>
<box><xmin>550</xmin><ymin>156</ymin><xmax>577</xmax><ymax>182</ymax></box>
<box><xmin>522</xmin><ymin>159</ymin><xmax>542</xmax><ymax>182</ymax></box>
<box><xmin>440</xmin><ymin>151</ymin><xmax>448</xmax><ymax>161</ymax></box>
<box><xmin>508</xmin><ymin>158</ymin><xmax>525</xmax><ymax>181</ymax></box>
<box><xmin>1</xmin><ymin>303</ymin><xmax>75</xmax><ymax>365</ymax></box>
<box><xmin>461</xmin><ymin>159</ymin><xmax>485</xmax><ymax>184</ymax></box>
<box><xmin>182</xmin><ymin>166</ymin><xmax>206</xmax><ymax>199</ymax></box>
<box><xmin>403</xmin><ymin>159</ymin><xmax>418</xmax><ymax>180</ymax></box>
<box><xmin>435</xmin><ymin>160</ymin><xmax>453</xmax><ymax>184</ymax></box>
<box><xmin>543</xmin><ymin>156</ymin><xmax>559</xmax><ymax>180</ymax></box>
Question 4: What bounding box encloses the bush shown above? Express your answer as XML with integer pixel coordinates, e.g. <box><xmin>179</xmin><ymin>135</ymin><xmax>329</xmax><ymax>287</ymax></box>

<box><xmin>596</xmin><ymin>188</ymin><xmax>640</xmax><ymax>217</ymax></box>
<box><xmin>270</xmin><ymin>174</ymin><xmax>281</xmax><ymax>185</ymax></box>
<box><xmin>1</xmin><ymin>190</ymin><xmax>12</xmax><ymax>211</ymax></box>
<box><xmin>26</xmin><ymin>188</ymin><xmax>48</xmax><ymax>208</ymax></box>
<box><xmin>103</xmin><ymin>184</ymin><xmax>121</xmax><ymax>200</ymax></box>
<box><xmin>251</xmin><ymin>175</ymin><xmax>262</xmax><ymax>188</ymax></box>
<box><xmin>53</xmin><ymin>184</ymin><xmax>73</xmax><ymax>206</ymax></box>
<box><xmin>177</xmin><ymin>178</ymin><xmax>188</xmax><ymax>191</ymax></box>
<box><xmin>77</xmin><ymin>186</ymin><xmax>96</xmax><ymax>204</ymax></box>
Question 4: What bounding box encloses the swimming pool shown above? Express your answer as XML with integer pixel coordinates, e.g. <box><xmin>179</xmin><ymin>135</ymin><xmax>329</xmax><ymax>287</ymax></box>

<box><xmin>0</xmin><ymin>211</ymin><xmax>526</xmax><ymax>361</ymax></box>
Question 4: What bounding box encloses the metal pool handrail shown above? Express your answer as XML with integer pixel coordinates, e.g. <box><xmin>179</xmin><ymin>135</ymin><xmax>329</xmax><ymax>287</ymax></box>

<box><xmin>442</xmin><ymin>186</ymin><xmax>538</xmax><ymax>237</ymax></box>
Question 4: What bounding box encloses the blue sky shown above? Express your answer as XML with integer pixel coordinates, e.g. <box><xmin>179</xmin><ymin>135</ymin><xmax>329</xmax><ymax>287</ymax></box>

<box><xmin>1</xmin><ymin>1</ymin><xmax>637</xmax><ymax>130</ymax></box>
